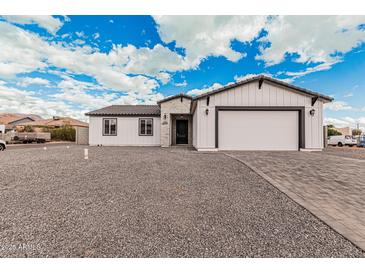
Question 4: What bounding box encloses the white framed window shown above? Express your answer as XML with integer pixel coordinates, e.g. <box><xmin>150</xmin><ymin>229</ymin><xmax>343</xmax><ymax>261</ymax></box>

<box><xmin>103</xmin><ymin>118</ymin><xmax>117</xmax><ymax>136</ymax></box>
<box><xmin>139</xmin><ymin>118</ymin><xmax>153</xmax><ymax>136</ymax></box>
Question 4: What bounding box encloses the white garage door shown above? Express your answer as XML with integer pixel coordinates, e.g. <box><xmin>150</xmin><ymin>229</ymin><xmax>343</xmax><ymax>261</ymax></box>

<box><xmin>218</xmin><ymin>111</ymin><xmax>299</xmax><ymax>150</ymax></box>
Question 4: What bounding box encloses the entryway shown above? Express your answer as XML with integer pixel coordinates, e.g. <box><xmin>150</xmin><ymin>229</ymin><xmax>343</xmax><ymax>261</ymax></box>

<box><xmin>171</xmin><ymin>114</ymin><xmax>192</xmax><ymax>146</ymax></box>
<box><xmin>176</xmin><ymin>119</ymin><xmax>188</xmax><ymax>144</ymax></box>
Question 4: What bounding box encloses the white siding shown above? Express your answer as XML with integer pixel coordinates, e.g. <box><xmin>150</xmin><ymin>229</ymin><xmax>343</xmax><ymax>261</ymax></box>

<box><xmin>89</xmin><ymin>116</ymin><xmax>160</xmax><ymax>146</ymax></box>
<box><xmin>196</xmin><ymin>81</ymin><xmax>325</xmax><ymax>150</ymax></box>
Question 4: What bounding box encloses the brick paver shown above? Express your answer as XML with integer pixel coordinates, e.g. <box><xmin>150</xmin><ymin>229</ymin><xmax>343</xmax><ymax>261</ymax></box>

<box><xmin>226</xmin><ymin>151</ymin><xmax>365</xmax><ymax>251</ymax></box>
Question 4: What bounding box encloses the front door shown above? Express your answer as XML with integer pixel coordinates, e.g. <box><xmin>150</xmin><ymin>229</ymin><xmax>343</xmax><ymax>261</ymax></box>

<box><xmin>176</xmin><ymin>119</ymin><xmax>188</xmax><ymax>144</ymax></box>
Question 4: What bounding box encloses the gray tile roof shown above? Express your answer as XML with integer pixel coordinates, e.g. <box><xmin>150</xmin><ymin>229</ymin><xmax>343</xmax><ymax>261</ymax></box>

<box><xmin>85</xmin><ymin>105</ymin><xmax>160</xmax><ymax>116</ymax></box>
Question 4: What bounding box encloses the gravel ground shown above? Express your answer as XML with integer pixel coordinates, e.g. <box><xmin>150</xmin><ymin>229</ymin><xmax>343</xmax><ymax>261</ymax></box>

<box><xmin>323</xmin><ymin>146</ymin><xmax>365</xmax><ymax>160</ymax></box>
<box><xmin>0</xmin><ymin>146</ymin><xmax>363</xmax><ymax>257</ymax></box>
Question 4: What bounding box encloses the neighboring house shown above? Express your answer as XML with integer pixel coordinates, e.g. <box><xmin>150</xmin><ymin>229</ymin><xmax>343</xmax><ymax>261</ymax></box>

<box><xmin>17</xmin><ymin>116</ymin><xmax>89</xmax><ymax>132</ymax></box>
<box><xmin>86</xmin><ymin>75</ymin><xmax>333</xmax><ymax>151</ymax></box>
<box><xmin>0</xmin><ymin>113</ymin><xmax>43</xmax><ymax>132</ymax></box>
<box><xmin>334</xmin><ymin>127</ymin><xmax>352</xmax><ymax>136</ymax></box>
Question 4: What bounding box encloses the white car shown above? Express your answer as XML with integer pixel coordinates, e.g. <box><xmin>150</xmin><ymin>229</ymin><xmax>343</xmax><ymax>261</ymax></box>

<box><xmin>0</xmin><ymin>139</ymin><xmax>6</xmax><ymax>151</ymax></box>
<box><xmin>328</xmin><ymin>135</ymin><xmax>357</xmax><ymax>147</ymax></box>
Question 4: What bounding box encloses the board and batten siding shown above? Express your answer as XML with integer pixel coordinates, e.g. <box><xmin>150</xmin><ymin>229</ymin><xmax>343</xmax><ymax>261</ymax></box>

<box><xmin>89</xmin><ymin>116</ymin><xmax>161</xmax><ymax>146</ymax></box>
<box><xmin>195</xmin><ymin>81</ymin><xmax>324</xmax><ymax>150</ymax></box>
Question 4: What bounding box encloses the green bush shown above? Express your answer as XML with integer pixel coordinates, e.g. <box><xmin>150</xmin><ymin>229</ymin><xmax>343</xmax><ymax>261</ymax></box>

<box><xmin>327</xmin><ymin>124</ymin><xmax>342</xmax><ymax>137</ymax></box>
<box><xmin>50</xmin><ymin>126</ymin><xmax>75</xmax><ymax>141</ymax></box>
<box><xmin>23</xmin><ymin>125</ymin><xmax>34</xmax><ymax>132</ymax></box>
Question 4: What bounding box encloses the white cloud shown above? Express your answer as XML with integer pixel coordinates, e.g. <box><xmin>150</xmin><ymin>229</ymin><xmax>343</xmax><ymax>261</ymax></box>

<box><xmin>0</xmin><ymin>82</ymin><xmax>87</xmax><ymax>121</ymax></box>
<box><xmin>284</xmin><ymin>62</ymin><xmax>337</xmax><ymax>79</ymax></box>
<box><xmin>75</xmin><ymin>31</ymin><xmax>86</xmax><ymax>38</ymax></box>
<box><xmin>113</xmin><ymin>44</ymin><xmax>189</xmax><ymax>77</ymax></box>
<box><xmin>344</xmin><ymin>92</ymin><xmax>354</xmax><ymax>98</ymax></box>
<box><xmin>324</xmin><ymin>101</ymin><xmax>353</xmax><ymax>111</ymax></box>
<box><xmin>18</xmin><ymin>77</ymin><xmax>50</xmax><ymax>87</ymax></box>
<box><xmin>74</xmin><ymin>39</ymin><xmax>86</xmax><ymax>45</ymax></box>
<box><xmin>234</xmin><ymin>73</ymin><xmax>273</xmax><ymax>82</ymax></box>
<box><xmin>93</xmin><ymin>32</ymin><xmax>100</xmax><ymax>39</ymax></box>
<box><xmin>0</xmin><ymin>21</ymin><xmax>177</xmax><ymax>118</ymax></box>
<box><xmin>53</xmin><ymin>77</ymin><xmax>164</xmax><ymax>110</ymax></box>
<box><xmin>1</xmin><ymin>15</ymin><xmax>63</xmax><ymax>34</ymax></box>
<box><xmin>258</xmin><ymin>16</ymin><xmax>365</xmax><ymax>70</ymax></box>
<box><xmin>187</xmin><ymin>82</ymin><xmax>223</xmax><ymax>96</ymax></box>
<box><xmin>0</xmin><ymin>22</ymin><xmax>48</xmax><ymax>78</ymax></box>
<box><xmin>0</xmin><ymin>21</ymin><xmax>171</xmax><ymax>96</ymax></box>
<box><xmin>0</xmin><ymin>78</ymin><xmax>164</xmax><ymax>122</ymax></box>
<box><xmin>175</xmin><ymin>80</ymin><xmax>187</xmax><ymax>87</ymax></box>
<box><xmin>154</xmin><ymin>16</ymin><xmax>267</xmax><ymax>66</ymax></box>
<box><xmin>156</xmin><ymin>72</ymin><xmax>171</xmax><ymax>84</ymax></box>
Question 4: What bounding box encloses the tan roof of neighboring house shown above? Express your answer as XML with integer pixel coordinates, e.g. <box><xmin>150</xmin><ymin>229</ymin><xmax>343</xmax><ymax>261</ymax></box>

<box><xmin>0</xmin><ymin>113</ymin><xmax>42</xmax><ymax>125</ymax></box>
<box><xmin>19</xmin><ymin>117</ymin><xmax>89</xmax><ymax>128</ymax></box>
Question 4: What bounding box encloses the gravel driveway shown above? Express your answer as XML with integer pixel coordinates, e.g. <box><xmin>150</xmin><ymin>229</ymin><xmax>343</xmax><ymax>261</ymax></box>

<box><xmin>323</xmin><ymin>146</ymin><xmax>365</xmax><ymax>160</ymax></box>
<box><xmin>0</xmin><ymin>146</ymin><xmax>363</xmax><ymax>257</ymax></box>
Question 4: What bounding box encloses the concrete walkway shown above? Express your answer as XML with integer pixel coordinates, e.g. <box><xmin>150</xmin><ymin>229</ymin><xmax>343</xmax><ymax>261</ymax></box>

<box><xmin>226</xmin><ymin>151</ymin><xmax>365</xmax><ymax>251</ymax></box>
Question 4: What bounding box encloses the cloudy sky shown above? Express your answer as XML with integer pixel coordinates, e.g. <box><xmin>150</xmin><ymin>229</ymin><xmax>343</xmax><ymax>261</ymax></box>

<box><xmin>0</xmin><ymin>15</ymin><xmax>365</xmax><ymax>128</ymax></box>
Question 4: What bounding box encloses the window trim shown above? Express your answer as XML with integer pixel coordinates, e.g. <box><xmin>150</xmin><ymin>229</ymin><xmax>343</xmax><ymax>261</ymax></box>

<box><xmin>102</xmin><ymin>118</ymin><xmax>117</xmax><ymax>136</ymax></box>
<box><xmin>139</xmin><ymin>118</ymin><xmax>153</xmax><ymax>136</ymax></box>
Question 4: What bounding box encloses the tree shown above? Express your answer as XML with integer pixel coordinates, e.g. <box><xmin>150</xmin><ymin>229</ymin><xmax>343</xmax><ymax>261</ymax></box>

<box><xmin>23</xmin><ymin>125</ymin><xmax>34</xmax><ymax>132</ymax></box>
<box><xmin>352</xmin><ymin>129</ymin><xmax>362</xmax><ymax>136</ymax></box>
<box><xmin>327</xmin><ymin>125</ymin><xmax>342</xmax><ymax>137</ymax></box>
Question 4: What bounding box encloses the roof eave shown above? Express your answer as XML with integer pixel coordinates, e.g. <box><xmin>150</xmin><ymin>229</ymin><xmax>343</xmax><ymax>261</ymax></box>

<box><xmin>85</xmin><ymin>113</ymin><xmax>161</xmax><ymax>117</ymax></box>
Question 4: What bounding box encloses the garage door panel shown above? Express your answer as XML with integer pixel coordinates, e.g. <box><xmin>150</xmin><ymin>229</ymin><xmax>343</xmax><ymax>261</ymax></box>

<box><xmin>218</xmin><ymin>111</ymin><xmax>299</xmax><ymax>150</ymax></box>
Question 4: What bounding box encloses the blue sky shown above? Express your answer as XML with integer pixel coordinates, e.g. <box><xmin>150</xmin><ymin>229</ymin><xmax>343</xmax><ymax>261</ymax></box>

<box><xmin>0</xmin><ymin>15</ymin><xmax>365</xmax><ymax>129</ymax></box>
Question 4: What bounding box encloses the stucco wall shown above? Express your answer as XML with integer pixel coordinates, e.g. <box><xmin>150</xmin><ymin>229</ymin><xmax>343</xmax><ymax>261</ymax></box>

<box><xmin>89</xmin><ymin>116</ymin><xmax>160</xmax><ymax>146</ymax></box>
<box><xmin>160</xmin><ymin>97</ymin><xmax>192</xmax><ymax>147</ymax></box>
<box><xmin>75</xmin><ymin>126</ymin><xmax>89</xmax><ymax>145</ymax></box>
<box><xmin>195</xmin><ymin>80</ymin><xmax>325</xmax><ymax>150</ymax></box>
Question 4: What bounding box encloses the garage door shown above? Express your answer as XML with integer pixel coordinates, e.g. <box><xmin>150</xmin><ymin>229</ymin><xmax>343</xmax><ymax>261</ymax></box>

<box><xmin>218</xmin><ymin>111</ymin><xmax>299</xmax><ymax>150</ymax></box>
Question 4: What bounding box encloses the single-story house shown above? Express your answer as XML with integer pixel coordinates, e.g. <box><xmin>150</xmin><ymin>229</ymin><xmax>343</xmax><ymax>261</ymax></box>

<box><xmin>86</xmin><ymin>75</ymin><xmax>333</xmax><ymax>151</ymax></box>
<box><xmin>17</xmin><ymin>116</ymin><xmax>89</xmax><ymax>132</ymax></box>
<box><xmin>0</xmin><ymin>113</ymin><xmax>43</xmax><ymax>132</ymax></box>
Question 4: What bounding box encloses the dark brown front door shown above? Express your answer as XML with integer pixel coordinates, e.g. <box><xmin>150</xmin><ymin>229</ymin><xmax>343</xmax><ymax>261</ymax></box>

<box><xmin>176</xmin><ymin>119</ymin><xmax>188</xmax><ymax>144</ymax></box>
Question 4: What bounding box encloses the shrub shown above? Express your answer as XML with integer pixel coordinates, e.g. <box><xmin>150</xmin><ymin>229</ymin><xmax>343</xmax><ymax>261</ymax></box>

<box><xmin>23</xmin><ymin>125</ymin><xmax>34</xmax><ymax>132</ymax></box>
<box><xmin>50</xmin><ymin>126</ymin><xmax>75</xmax><ymax>141</ymax></box>
<box><xmin>327</xmin><ymin>124</ymin><xmax>342</xmax><ymax>137</ymax></box>
<box><xmin>352</xmin><ymin>129</ymin><xmax>362</xmax><ymax>136</ymax></box>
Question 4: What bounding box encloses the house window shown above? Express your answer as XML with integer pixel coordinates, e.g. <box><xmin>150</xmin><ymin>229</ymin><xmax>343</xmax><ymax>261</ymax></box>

<box><xmin>103</xmin><ymin>118</ymin><xmax>117</xmax><ymax>136</ymax></box>
<box><xmin>139</xmin><ymin>118</ymin><xmax>153</xmax><ymax>136</ymax></box>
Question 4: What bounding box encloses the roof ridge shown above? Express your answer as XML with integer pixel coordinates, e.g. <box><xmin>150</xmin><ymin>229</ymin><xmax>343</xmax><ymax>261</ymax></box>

<box><xmin>157</xmin><ymin>93</ymin><xmax>192</xmax><ymax>105</ymax></box>
<box><xmin>193</xmin><ymin>74</ymin><xmax>333</xmax><ymax>102</ymax></box>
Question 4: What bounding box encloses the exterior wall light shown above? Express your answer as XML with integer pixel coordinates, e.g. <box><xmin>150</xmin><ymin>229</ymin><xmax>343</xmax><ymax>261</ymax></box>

<box><xmin>205</xmin><ymin>108</ymin><xmax>209</xmax><ymax>115</ymax></box>
<box><xmin>163</xmin><ymin>114</ymin><xmax>167</xmax><ymax>120</ymax></box>
<box><xmin>309</xmin><ymin>109</ymin><xmax>315</xmax><ymax>116</ymax></box>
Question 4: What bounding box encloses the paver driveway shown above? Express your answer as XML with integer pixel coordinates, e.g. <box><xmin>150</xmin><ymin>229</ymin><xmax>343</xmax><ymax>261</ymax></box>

<box><xmin>0</xmin><ymin>146</ymin><xmax>363</xmax><ymax>257</ymax></box>
<box><xmin>226</xmin><ymin>150</ymin><xmax>365</xmax><ymax>251</ymax></box>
